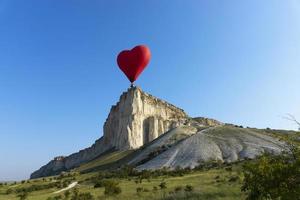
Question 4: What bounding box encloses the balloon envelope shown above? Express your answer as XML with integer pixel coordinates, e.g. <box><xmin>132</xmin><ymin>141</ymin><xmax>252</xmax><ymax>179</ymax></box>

<box><xmin>117</xmin><ymin>45</ymin><xmax>151</xmax><ymax>83</ymax></box>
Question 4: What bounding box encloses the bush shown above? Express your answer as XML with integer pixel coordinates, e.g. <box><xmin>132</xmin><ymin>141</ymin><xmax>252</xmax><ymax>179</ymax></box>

<box><xmin>6</xmin><ymin>188</ymin><xmax>13</xmax><ymax>195</ymax></box>
<box><xmin>159</xmin><ymin>181</ymin><xmax>167</xmax><ymax>189</ymax></box>
<box><xmin>184</xmin><ymin>185</ymin><xmax>194</xmax><ymax>192</ymax></box>
<box><xmin>136</xmin><ymin>187</ymin><xmax>143</xmax><ymax>194</ymax></box>
<box><xmin>64</xmin><ymin>190</ymin><xmax>71</xmax><ymax>198</ymax></box>
<box><xmin>75</xmin><ymin>192</ymin><xmax>94</xmax><ymax>200</ymax></box>
<box><xmin>242</xmin><ymin>149</ymin><xmax>300</xmax><ymax>200</ymax></box>
<box><xmin>14</xmin><ymin>182</ymin><xmax>58</xmax><ymax>194</ymax></box>
<box><xmin>46</xmin><ymin>196</ymin><xmax>65</xmax><ymax>200</ymax></box>
<box><xmin>70</xmin><ymin>190</ymin><xmax>94</xmax><ymax>200</ymax></box>
<box><xmin>94</xmin><ymin>179</ymin><xmax>121</xmax><ymax>190</ymax></box>
<box><xmin>94</xmin><ymin>180</ymin><xmax>107</xmax><ymax>188</ymax></box>
<box><xmin>53</xmin><ymin>195</ymin><xmax>63</xmax><ymax>200</ymax></box>
<box><xmin>17</xmin><ymin>191</ymin><xmax>28</xmax><ymax>200</ymax></box>
<box><xmin>174</xmin><ymin>186</ymin><xmax>183</xmax><ymax>192</ymax></box>
<box><xmin>103</xmin><ymin>180</ymin><xmax>122</xmax><ymax>196</ymax></box>
<box><xmin>228</xmin><ymin>175</ymin><xmax>239</xmax><ymax>182</ymax></box>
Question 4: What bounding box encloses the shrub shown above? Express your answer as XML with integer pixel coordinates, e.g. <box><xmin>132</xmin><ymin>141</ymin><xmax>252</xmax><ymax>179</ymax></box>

<box><xmin>53</xmin><ymin>195</ymin><xmax>63</xmax><ymax>200</ymax></box>
<box><xmin>225</xmin><ymin>166</ymin><xmax>232</xmax><ymax>171</ymax></box>
<box><xmin>242</xmin><ymin>149</ymin><xmax>300</xmax><ymax>200</ymax></box>
<box><xmin>94</xmin><ymin>179</ymin><xmax>120</xmax><ymax>189</ymax></box>
<box><xmin>174</xmin><ymin>186</ymin><xmax>183</xmax><ymax>192</ymax></box>
<box><xmin>64</xmin><ymin>190</ymin><xmax>71</xmax><ymax>198</ymax></box>
<box><xmin>6</xmin><ymin>188</ymin><xmax>14</xmax><ymax>194</ymax></box>
<box><xmin>228</xmin><ymin>175</ymin><xmax>239</xmax><ymax>182</ymax></box>
<box><xmin>136</xmin><ymin>187</ymin><xmax>143</xmax><ymax>193</ymax></box>
<box><xmin>75</xmin><ymin>192</ymin><xmax>94</xmax><ymax>200</ymax></box>
<box><xmin>159</xmin><ymin>181</ymin><xmax>167</xmax><ymax>189</ymax></box>
<box><xmin>70</xmin><ymin>189</ymin><xmax>94</xmax><ymax>200</ymax></box>
<box><xmin>94</xmin><ymin>182</ymin><xmax>102</xmax><ymax>188</ymax></box>
<box><xmin>184</xmin><ymin>185</ymin><xmax>194</xmax><ymax>192</ymax></box>
<box><xmin>152</xmin><ymin>186</ymin><xmax>158</xmax><ymax>192</ymax></box>
<box><xmin>17</xmin><ymin>191</ymin><xmax>28</xmax><ymax>200</ymax></box>
<box><xmin>103</xmin><ymin>180</ymin><xmax>122</xmax><ymax>196</ymax></box>
<box><xmin>14</xmin><ymin>182</ymin><xmax>58</xmax><ymax>194</ymax></box>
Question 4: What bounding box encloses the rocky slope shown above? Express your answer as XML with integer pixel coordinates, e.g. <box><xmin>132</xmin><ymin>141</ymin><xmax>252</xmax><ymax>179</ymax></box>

<box><xmin>31</xmin><ymin>87</ymin><xmax>197</xmax><ymax>178</ymax></box>
<box><xmin>31</xmin><ymin>87</ymin><xmax>287</xmax><ymax>178</ymax></box>
<box><xmin>133</xmin><ymin>125</ymin><xmax>287</xmax><ymax>170</ymax></box>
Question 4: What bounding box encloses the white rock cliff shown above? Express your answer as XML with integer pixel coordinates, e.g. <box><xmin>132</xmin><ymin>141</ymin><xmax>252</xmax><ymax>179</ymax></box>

<box><xmin>31</xmin><ymin>86</ymin><xmax>287</xmax><ymax>178</ymax></box>
<box><xmin>31</xmin><ymin>87</ymin><xmax>190</xmax><ymax>178</ymax></box>
<box><xmin>103</xmin><ymin>86</ymin><xmax>189</xmax><ymax>150</ymax></box>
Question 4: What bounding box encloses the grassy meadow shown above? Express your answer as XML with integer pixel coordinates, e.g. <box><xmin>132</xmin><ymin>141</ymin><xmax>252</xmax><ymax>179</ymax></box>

<box><xmin>0</xmin><ymin>164</ymin><xmax>245</xmax><ymax>200</ymax></box>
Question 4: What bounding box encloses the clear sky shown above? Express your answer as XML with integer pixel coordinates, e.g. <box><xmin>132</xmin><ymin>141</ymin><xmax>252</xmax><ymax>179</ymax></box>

<box><xmin>0</xmin><ymin>0</ymin><xmax>299</xmax><ymax>181</ymax></box>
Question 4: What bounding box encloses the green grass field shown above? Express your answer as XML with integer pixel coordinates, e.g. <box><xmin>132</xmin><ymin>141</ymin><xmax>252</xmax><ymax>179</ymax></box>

<box><xmin>0</xmin><ymin>166</ymin><xmax>245</xmax><ymax>200</ymax></box>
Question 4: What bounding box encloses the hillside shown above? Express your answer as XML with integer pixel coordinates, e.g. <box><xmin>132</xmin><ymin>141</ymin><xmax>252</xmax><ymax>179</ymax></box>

<box><xmin>31</xmin><ymin>87</ymin><xmax>292</xmax><ymax>179</ymax></box>
<box><xmin>0</xmin><ymin>126</ymin><xmax>298</xmax><ymax>200</ymax></box>
<box><xmin>31</xmin><ymin>87</ymin><xmax>220</xmax><ymax>178</ymax></box>
<box><xmin>71</xmin><ymin>125</ymin><xmax>291</xmax><ymax>174</ymax></box>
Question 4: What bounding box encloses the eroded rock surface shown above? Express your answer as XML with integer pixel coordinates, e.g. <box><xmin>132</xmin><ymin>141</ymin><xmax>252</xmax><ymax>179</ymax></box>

<box><xmin>103</xmin><ymin>87</ymin><xmax>189</xmax><ymax>150</ymax></box>
<box><xmin>31</xmin><ymin>87</ymin><xmax>191</xmax><ymax>178</ymax></box>
<box><xmin>135</xmin><ymin>126</ymin><xmax>287</xmax><ymax>170</ymax></box>
<box><xmin>31</xmin><ymin>87</ymin><xmax>286</xmax><ymax>179</ymax></box>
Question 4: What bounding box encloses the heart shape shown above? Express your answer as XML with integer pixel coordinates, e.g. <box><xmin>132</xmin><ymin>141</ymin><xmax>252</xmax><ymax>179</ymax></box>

<box><xmin>117</xmin><ymin>45</ymin><xmax>151</xmax><ymax>83</ymax></box>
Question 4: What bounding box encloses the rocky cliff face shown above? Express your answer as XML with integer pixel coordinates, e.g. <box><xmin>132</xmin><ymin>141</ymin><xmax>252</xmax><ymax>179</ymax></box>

<box><xmin>30</xmin><ymin>87</ymin><xmax>286</xmax><ymax>178</ymax></box>
<box><xmin>31</xmin><ymin>87</ymin><xmax>190</xmax><ymax>178</ymax></box>
<box><xmin>103</xmin><ymin>87</ymin><xmax>189</xmax><ymax>150</ymax></box>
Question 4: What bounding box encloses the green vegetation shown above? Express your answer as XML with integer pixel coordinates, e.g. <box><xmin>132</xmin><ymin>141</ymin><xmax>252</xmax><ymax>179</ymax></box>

<box><xmin>242</xmin><ymin>147</ymin><xmax>300</xmax><ymax>200</ymax></box>
<box><xmin>0</xmin><ymin>126</ymin><xmax>298</xmax><ymax>200</ymax></box>
<box><xmin>0</xmin><ymin>164</ymin><xmax>245</xmax><ymax>200</ymax></box>
<box><xmin>76</xmin><ymin>150</ymin><xmax>134</xmax><ymax>173</ymax></box>
<box><xmin>16</xmin><ymin>192</ymin><xmax>28</xmax><ymax>200</ymax></box>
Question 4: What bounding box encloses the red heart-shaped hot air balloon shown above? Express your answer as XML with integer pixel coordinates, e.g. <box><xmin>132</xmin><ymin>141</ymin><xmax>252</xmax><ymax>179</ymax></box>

<box><xmin>117</xmin><ymin>45</ymin><xmax>151</xmax><ymax>83</ymax></box>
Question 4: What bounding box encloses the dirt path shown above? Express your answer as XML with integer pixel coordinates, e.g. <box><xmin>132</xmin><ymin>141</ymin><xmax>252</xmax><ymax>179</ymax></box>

<box><xmin>53</xmin><ymin>182</ymin><xmax>78</xmax><ymax>194</ymax></box>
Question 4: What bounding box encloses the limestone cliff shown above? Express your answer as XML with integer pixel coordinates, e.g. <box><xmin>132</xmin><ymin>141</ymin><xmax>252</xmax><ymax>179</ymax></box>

<box><xmin>31</xmin><ymin>87</ymin><xmax>190</xmax><ymax>178</ymax></box>
<box><xmin>30</xmin><ymin>86</ymin><xmax>286</xmax><ymax>178</ymax></box>
<box><xmin>102</xmin><ymin>86</ymin><xmax>189</xmax><ymax>150</ymax></box>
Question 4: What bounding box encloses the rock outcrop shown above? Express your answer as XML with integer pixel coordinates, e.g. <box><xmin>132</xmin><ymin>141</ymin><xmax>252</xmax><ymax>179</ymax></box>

<box><xmin>31</xmin><ymin>87</ymin><xmax>191</xmax><ymax>178</ymax></box>
<box><xmin>32</xmin><ymin>86</ymin><xmax>286</xmax><ymax>178</ymax></box>
<box><xmin>133</xmin><ymin>126</ymin><xmax>287</xmax><ymax>170</ymax></box>
<box><xmin>31</xmin><ymin>138</ymin><xmax>106</xmax><ymax>178</ymax></box>
<box><xmin>103</xmin><ymin>86</ymin><xmax>189</xmax><ymax>150</ymax></box>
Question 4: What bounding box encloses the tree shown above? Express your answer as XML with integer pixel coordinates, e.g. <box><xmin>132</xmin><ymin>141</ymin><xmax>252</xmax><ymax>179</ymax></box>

<box><xmin>242</xmin><ymin>149</ymin><xmax>300</xmax><ymax>200</ymax></box>
<box><xmin>283</xmin><ymin>114</ymin><xmax>300</xmax><ymax>130</ymax></box>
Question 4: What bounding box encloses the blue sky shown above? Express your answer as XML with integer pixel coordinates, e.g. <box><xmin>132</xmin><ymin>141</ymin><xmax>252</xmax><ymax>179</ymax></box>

<box><xmin>0</xmin><ymin>0</ymin><xmax>299</xmax><ymax>181</ymax></box>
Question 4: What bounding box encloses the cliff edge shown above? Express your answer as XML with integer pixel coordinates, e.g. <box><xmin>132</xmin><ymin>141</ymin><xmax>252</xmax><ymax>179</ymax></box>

<box><xmin>31</xmin><ymin>87</ymin><xmax>193</xmax><ymax>178</ymax></box>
